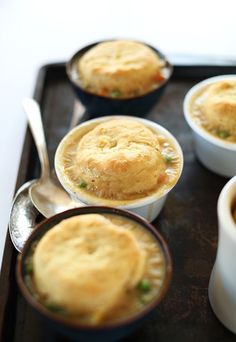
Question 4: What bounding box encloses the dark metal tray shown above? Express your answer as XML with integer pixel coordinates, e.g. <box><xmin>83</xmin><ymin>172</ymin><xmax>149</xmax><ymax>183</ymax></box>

<box><xmin>1</xmin><ymin>63</ymin><xmax>236</xmax><ymax>342</ymax></box>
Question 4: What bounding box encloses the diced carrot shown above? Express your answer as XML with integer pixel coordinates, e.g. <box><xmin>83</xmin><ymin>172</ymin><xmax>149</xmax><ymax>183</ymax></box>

<box><xmin>158</xmin><ymin>172</ymin><xmax>168</xmax><ymax>184</ymax></box>
<box><xmin>99</xmin><ymin>88</ymin><xmax>109</xmax><ymax>96</ymax></box>
<box><xmin>153</xmin><ymin>72</ymin><xmax>165</xmax><ymax>83</ymax></box>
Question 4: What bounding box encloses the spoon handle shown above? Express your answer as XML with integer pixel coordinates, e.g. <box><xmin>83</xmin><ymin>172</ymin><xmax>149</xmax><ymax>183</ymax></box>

<box><xmin>22</xmin><ymin>98</ymin><xmax>50</xmax><ymax>179</ymax></box>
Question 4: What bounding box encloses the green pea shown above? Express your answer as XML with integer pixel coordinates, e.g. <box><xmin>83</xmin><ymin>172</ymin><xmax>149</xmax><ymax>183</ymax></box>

<box><xmin>25</xmin><ymin>256</ymin><xmax>33</xmax><ymax>274</ymax></box>
<box><xmin>137</xmin><ymin>279</ymin><xmax>151</xmax><ymax>293</ymax></box>
<box><xmin>25</xmin><ymin>262</ymin><xmax>33</xmax><ymax>275</ymax></box>
<box><xmin>79</xmin><ymin>181</ymin><xmax>87</xmax><ymax>189</ymax></box>
<box><xmin>110</xmin><ymin>90</ymin><xmax>122</xmax><ymax>98</ymax></box>
<box><xmin>24</xmin><ymin>274</ymin><xmax>33</xmax><ymax>290</ymax></box>
<box><xmin>217</xmin><ymin>130</ymin><xmax>230</xmax><ymax>139</ymax></box>
<box><xmin>165</xmin><ymin>155</ymin><xmax>173</xmax><ymax>163</ymax></box>
<box><xmin>45</xmin><ymin>302</ymin><xmax>67</xmax><ymax>315</ymax></box>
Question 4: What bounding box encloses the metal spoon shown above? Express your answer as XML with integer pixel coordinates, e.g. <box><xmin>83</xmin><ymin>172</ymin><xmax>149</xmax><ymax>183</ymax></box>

<box><xmin>22</xmin><ymin>98</ymin><xmax>77</xmax><ymax>218</ymax></box>
<box><xmin>9</xmin><ymin>99</ymin><xmax>78</xmax><ymax>252</ymax></box>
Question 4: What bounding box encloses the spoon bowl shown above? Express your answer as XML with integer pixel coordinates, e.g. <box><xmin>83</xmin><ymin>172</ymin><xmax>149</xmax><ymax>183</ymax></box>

<box><xmin>30</xmin><ymin>176</ymin><xmax>77</xmax><ymax>218</ymax></box>
<box><xmin>9</xmin><ymin>180</ymin><xmax>41</xmax><ymax>252</ymax></box>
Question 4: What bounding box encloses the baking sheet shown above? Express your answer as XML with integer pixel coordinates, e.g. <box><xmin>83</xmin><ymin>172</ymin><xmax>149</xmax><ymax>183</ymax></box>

<box><xmin>1</xmin><ymin>63</ymin><xmax>236</xmax><ymax>342</ymax></box>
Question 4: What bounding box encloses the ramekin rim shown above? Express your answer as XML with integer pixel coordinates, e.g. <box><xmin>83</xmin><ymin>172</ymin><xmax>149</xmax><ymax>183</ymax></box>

<box><xmin>66</xmin><ymin>39</ymin><xmax>173</xmax><ymax>100</ymax></box>
<box><xmin>16</xmin><ymin>205</ymin><xmax>172</xmax><ymax>331</ymax></box>
<box><xmin>217</xmin><ymin>176</ymin><xmax>236</xmax><ymax>241</ymax></box>
<box><xmin>183</xmin><ymin>74</ymin><xmax>236</xmax><ymax>151</ymax></box>
<box><xmin>54</xmin><ymin>115</ymin><xmax>184</xmax><ymax>208</ymax></box>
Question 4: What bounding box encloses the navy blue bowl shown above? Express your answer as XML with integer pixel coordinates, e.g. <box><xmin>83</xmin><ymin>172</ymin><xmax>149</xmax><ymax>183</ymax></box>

<box><xmin>16</xmin><ymin>206</ymin><xmax>172</xmax><ymax>342</ymax></box>
<box><xmin>66</xmin><ymin>40</ymin><xmax>173</xmax><ymax>117</ymax></box>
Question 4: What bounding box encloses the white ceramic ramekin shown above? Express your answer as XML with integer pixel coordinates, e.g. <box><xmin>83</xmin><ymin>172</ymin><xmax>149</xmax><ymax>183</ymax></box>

<box><xmin>183</xmin><ymin>75</ymin><xmax>236</xmax><ymax>177</ymax></box>
<box><xmin>208</xmin><ymin>175</ymin><xmax>236</xmax><ymax>333</ymax></box>
<box><xmin>55</xmin><ymin>116</ymin><xmax>184</xmax><ymax>222</ymax></box>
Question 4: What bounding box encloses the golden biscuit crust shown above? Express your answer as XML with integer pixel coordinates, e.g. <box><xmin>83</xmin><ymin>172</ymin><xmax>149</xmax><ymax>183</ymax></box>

<box><xmin>75</xmin><ymin>119</ymin><xmax>166</xmax><ymax>199</ymax></box>
<box><xmin>203</xmin><ymin>80</ymin><xmax>236</xmax><ymax>133</ymax></box>
<box><xmin>33</xmin><ymin>214</ymin><xmax>146</xmax><ymax>322</ymax></box>
<box><xmin>78</xmin><ymin>40</ymin><xmax>165</xmax><ymax>98</ymax></box>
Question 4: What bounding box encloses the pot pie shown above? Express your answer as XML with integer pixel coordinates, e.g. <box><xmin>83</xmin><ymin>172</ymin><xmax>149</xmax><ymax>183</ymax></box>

<box><xmin>189</xmin><ymin>80</ymin><xmax>236</xmax><ymax>142</ymax></box>
<box><xmin>56</xmin><ymin>118</ymin><xmax>182</xmax><ymax>204</ymax></box>
<box><xmin>74</xmin><ymin>40</ymin><xmax>168</xmax><ymax>99</ymax></box>
<box><xmin>25</xmin><ymin>214</ymin><xmax>166</xmax><ymax>325</ymax></box>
